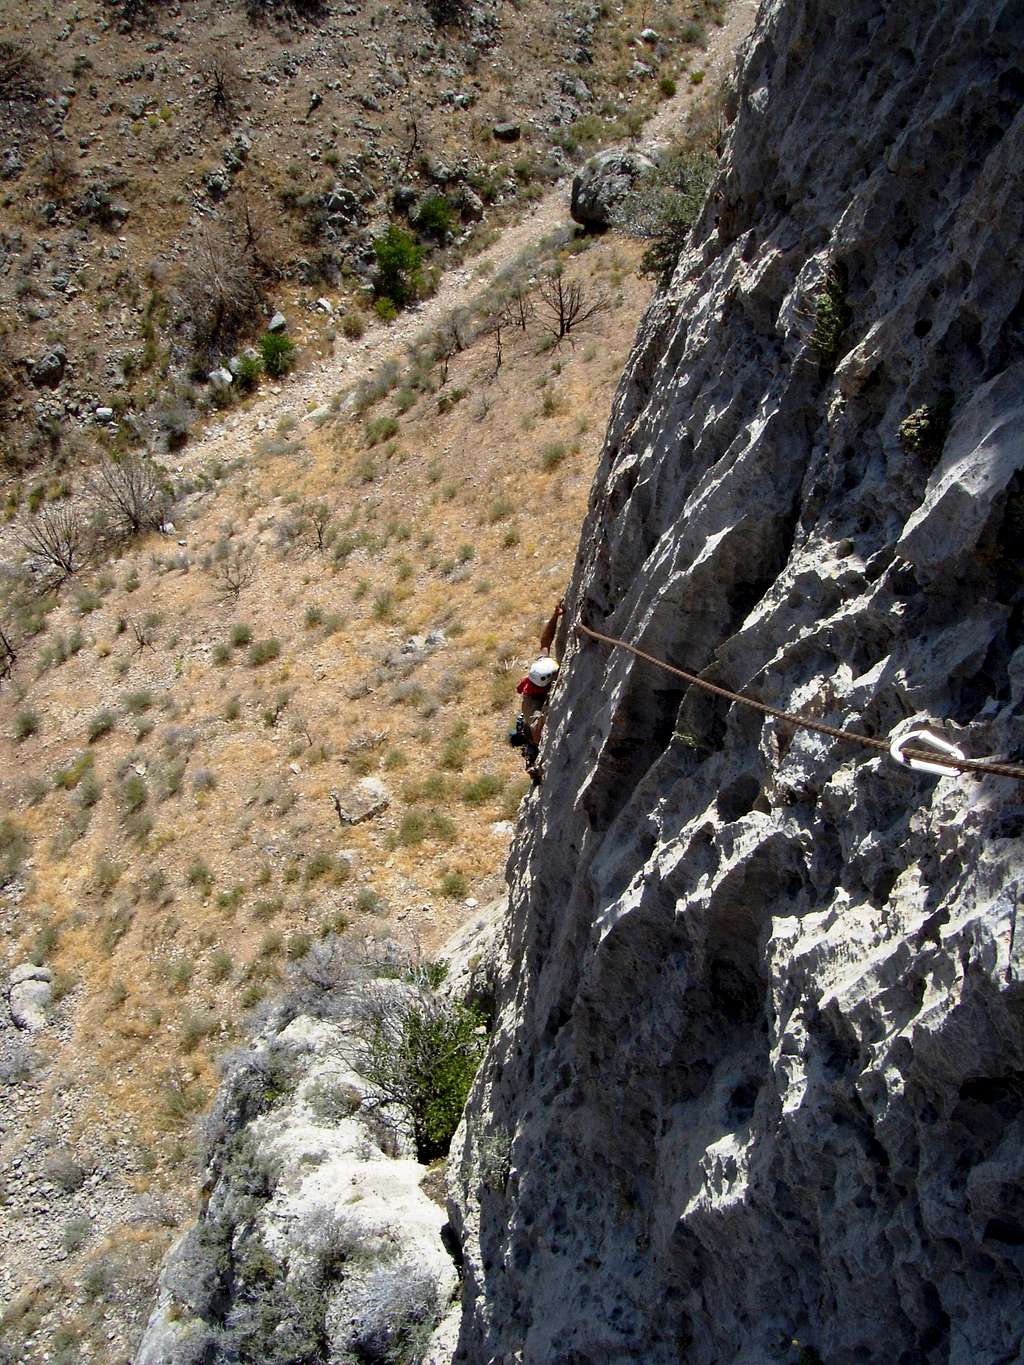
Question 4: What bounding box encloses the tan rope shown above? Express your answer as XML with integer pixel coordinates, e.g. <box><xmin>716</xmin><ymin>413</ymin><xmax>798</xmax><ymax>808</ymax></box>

<box><xmin>575</xmin><ymin>621</ymin><xmax>1024</xmax><ymax>782</ymax></box>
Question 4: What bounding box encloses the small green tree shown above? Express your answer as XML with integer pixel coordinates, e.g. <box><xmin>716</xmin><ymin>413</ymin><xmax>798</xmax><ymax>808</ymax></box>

<box><xmin>372</xmin><ymin>225</ymin><xmax>424</xmax><ymax>309</ymax></box>
<box><xmin>354</xmin><ymin>978</ymin><xmax>486</xmax><ymax>1162</ymax></box>
<box><xmin>615</xmin><ymin>149</ymin><xmax>716</xmax><ymax>284</ymax></box>
<box><xmin>259</xmin><ymin>332</ymin><xmax>296</xmax><ymax>377</ymax></box>
<box><xmin>413</xmin><ymin>194</ymin><xmax>453</xmax><ymax>242</ymax></box>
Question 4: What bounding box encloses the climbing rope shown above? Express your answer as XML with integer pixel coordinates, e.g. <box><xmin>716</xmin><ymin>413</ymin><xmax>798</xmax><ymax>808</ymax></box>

<box><xmin>575</xmin><ymin>621</ymin><xmax>1024</xmax><ymax>782</ymax></box>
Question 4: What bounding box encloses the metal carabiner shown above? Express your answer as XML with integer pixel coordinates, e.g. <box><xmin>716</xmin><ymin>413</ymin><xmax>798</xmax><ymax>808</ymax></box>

<box><xmin>888</xmin><ymin>727</ymin><xmax>965</xmax><ymax>777</ymax></box>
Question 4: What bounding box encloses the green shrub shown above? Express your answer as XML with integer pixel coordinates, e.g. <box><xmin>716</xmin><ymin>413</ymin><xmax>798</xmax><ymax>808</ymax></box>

<box><xmin>374</xmin><ymin>296</ymin><xmax>399</xmax><ymax>323</ymax></box>
<box><xmin>209</xmin><ymin>949</ymin><xmax>233</xmax><ymax>983</ymax></box>
<box><xmin>286</xmin><ymin>931</ymin><xmax>311</xmax><ymax>960</ymax></box>
<box><xmin>365</xmin><ymin>415</ymin><xmax>400</xmax><ymax>447</ymax></box>
<box><xmin>248</xmin><ymin>638</ymin><xmax>281</xmax><ymax>666</ymax></box>
<box><xmin>440</xmin><ymin>721</ymin><xmax>470</xmax><ymax>772</ymax></box>
<box><xmin>87</xmin><ymin>710</ymin><xmax>116</xmax><ymax>743</ymax></box>
<box><xmin>230</xmin><ymin>622</ymin><xmax>254</xmax><ymax>647</ymax></box>
<box><xmin>617</xmin><ymin>149</ymin><xmax>716</xmax><ymax>284</ymax></box>
<box><xmin>253</xmin><ymin>894</ymin><xmax>283</xmax><ymax>922</ymax></box>
<box><xmin>372</xmin><ymin>590</ymin><xmax>394</xmax><ymax>622</ymax></box>
<box><xmin>341</xmin><ymin>312</ymin><xmax>366</xmax><ymax>340</ymax></box>
<box><xmin>166</xmin><ymin>957</ymin><xmax>194</xmax><ymax>992</ymax></box>
<box><xmin>213</xmin><ymin>642</ymin><xmax>231</xmax><ymax>666</ymax></box>
<box><xmin>372</xmin><ymin>224</ymin><xmax>424</xmax><ymax>308</ymax></box>
<box><xmin>899</xmin><ymin>394</ymin><xmax>953</xmax><ymax>463</ymax></box>
<box><xmin>359</xmin><ymin>990</ymin><xmax>487</xmax><ymax>1161</ymax></box>
<box><xmin>235</xmin><ymin>352</ymin><xmax>263</xmax><ymax>391</ymax></box>
<box><xmin>120</xmin><ymin>774</ymin><xmax>148</xmax><ymax>815</ymax></box>
<box><xmin>259</xmin><ymin>930</ymin><xmax>283</xmax><ymax>958</ymax></box>
<box><xmin>186</xmin><ymin>858</ymin><xmax>213</xmax><ymax>895</ymax></box>
<box><xmin>462</xmin><ymin>772</ymin><xmax>503</xmax><ymax>806</ymax></box>
<box><xmin>413</xmin><ymin>193</ymin><xmax>453</xmax><ymax>242</ymax></box>
<box><xmin>438</xmin><ymin>870</ymin><xmax>468</xmax><ymax>899</ymax></box>
<box><xmin>123</xmin><ymin>689</ymin><xmax>153</xmax><ymax>715</ymax></box>
<box><xmin>393</xmin><ymin>809</ymin><xmax>456</xmax><ymax>847</ymax></box>
<box><xmin>659</xmin><ymin>75</ymin><xmax>677</xmax><ymax>97</ymax></box>
<box><xmin>259</xmin><ymin>331</ymin><xmax>296</xmax><ymax>378</ymax></box>
<box><xmin>808</xmin><ymin>263</ymin><xmax>852</xmax><ymax>370</ymax></box>
<box><xmin>14</xmin><ymin>709</ymin><xmax>39</xmax><ymax>741</ymax></box>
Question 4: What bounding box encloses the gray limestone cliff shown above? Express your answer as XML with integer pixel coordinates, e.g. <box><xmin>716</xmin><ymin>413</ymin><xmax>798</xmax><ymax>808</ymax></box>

<box><xmin>450</xmin><ymin>2</ymin><xmax>1024</xmax><ymax>1362</ymax></box>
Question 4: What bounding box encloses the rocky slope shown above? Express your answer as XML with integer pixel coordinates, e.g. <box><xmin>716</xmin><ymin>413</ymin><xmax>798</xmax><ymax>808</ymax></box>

<box><xmin>450</xmin><ymin>1</ymin><xmax>1024</xmax><ymax>1361</ymax></box>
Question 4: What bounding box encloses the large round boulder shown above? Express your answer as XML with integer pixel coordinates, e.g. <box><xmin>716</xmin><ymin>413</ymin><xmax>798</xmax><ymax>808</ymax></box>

<box><xmin>570</xmin><ymin>148</ymin><xmax>655</xmax><ymax>230</ymax></box>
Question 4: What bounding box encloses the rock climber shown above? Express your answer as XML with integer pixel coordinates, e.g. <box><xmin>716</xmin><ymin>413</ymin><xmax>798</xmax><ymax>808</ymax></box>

<box><xmin>510</xmin><ymin>599</ymin><xmax>563</xmax><ymax>782</ymax></box>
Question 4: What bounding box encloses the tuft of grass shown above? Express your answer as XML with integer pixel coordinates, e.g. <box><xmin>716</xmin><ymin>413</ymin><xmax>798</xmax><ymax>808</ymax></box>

<box><xmin>230</xmin><ymin>622</ymin><xmax>253</xmax><ymax>648</ymax></box>
<box><xmin>541</xmin><ymin>441</ymin><xmax>568</xmax><ymax>471</ymax></box>
<box><xmin>392</xmin><ymin>808</ymin><xmax>457</xmax><ymax>848</ymax></box>
<box><xmin>462</xmin><ymin>772</ymin><xmax>504</xmax><ymax>806</ymax></box>
<box><xmin>247</xmin><ymin>639</ymin><xmax>281</xmax><ymax>666</ymax></box>
<box><xmin>186</xmin><ymin>858</ymin><xmax>213</xmax><ymax>896</ymax></box>
<box><xmin>87</xmin><ymin>710</ymin><xmax>116</xmax><ymax>743</ymax></box>
<box><xmin>438</xmin><ymin>870</ymin><xmax>469</xmax><ymax>899</ymax></box>
<box><xmin>208</xmin><ymin>949</ymin><xmax>233</xmax><ymax>983</ymax></box>
<box><xmin>365</xmin><ymin>415</ymin><xmax>400</xmax><ymax>447</ymax></box>
<box><xmin>122</xmin><ymin>689</ymin><xmax>153</xmax><ymax>715</ymax></box>
<box><xmin>440</xmin><ymin>721</ymin><xmax>471</xmax><ymax>772</ymax></box>
<box><xmin>14</xmin><ymin>709</ymin><xmax>40</xmax><ymax>741</ymax></box>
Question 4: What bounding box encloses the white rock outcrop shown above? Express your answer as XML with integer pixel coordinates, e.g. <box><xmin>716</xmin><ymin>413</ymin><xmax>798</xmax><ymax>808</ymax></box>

<box><xmin>8</xmin><ymin>963</ymin><xmax>53</xmax><ymax>1031</ymax></box>
<box><xmin>450</xmin><ymin>1</ymin><xmax>1024</xmax><ymax>1362</ymax></box>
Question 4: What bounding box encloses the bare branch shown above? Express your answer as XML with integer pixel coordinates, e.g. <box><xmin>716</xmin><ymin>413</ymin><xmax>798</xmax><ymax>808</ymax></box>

<box><xmin>87</xmin><ymin>454</ymin><xmax>168</xmax><ymax>540</ymax></box>
<box><xmin>304</xmin><ymin>501</ymin><xmax>334</xmax><ymax>553</ymax></box>
<box><xmin>196</xmin><ymin>49</ymin><xmax>239</xmax><ymax>127</ymax></box>
<box><xmin>129</xmin><ymin>618</ymin><xmax>156</xmax><ymax>655</ymax></box>
<box><xmin>212</xmin><ymin>543</ymin><xmax>257</xmax><ymax>604</ymax></box>
<box><xmin>537</xmin><ymin>272</ymin><xmax>611</xmax><ymax>345</ymax></box>
<box><xmin>0</xmin><ymin>625</ymin><xmax>15</xmax><ymax>684</ymax></box>
<box><xmin>178</xmin><ymin>223</ymin><xmax>266</xmax><ymax>361</ymax></box>
<box><xmin>499</xmin><ymin>284</ymin><xmax>534</xmax><ymax>333</ymax></box>
<box><xmin>17</xmin><ymin>505</ymin><xmax>90</xmax><ymax>586</ymax></box>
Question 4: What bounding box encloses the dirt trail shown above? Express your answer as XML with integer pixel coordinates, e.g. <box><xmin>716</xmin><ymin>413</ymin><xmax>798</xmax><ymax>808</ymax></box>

<box><xmin>192</xmin><ymin>0</ymin><xmax>758</xmax><ymax>464</ymax></box>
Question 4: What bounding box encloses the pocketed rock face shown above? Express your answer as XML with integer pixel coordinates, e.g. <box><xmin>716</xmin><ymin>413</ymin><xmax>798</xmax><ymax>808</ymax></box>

<box><xmin>451</xmin><ymin>2</ymin><xmax>1024</xmax><ymax>1363</ymax></box>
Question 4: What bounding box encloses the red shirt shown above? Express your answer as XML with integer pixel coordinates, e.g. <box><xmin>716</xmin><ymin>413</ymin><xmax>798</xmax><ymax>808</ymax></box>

<box><xmin>517</xmin><ymin>677</ymin><xmax>548</xmax><ymax>697</ymax></box>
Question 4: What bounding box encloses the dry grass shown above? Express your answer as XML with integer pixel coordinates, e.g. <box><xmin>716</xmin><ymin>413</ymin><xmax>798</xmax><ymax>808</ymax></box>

<box><xmin>0</xmin><ymin>235</ymin><xmax>648</xmax><ymax>1170</ymax></box>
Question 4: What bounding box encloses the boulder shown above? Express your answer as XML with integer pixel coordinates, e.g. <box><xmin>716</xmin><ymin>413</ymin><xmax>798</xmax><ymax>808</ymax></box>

<box><xmin>322</xmin><ymin>184</ymin><xmax>366</xmax><ymax>227</ymax></box>
<box><xmin>492</xmin><ymin>122</ymin><xmax>521</xmax><ymax>143</ymax></box>
<box><xmin>332</xmin><ymin>777</ymin><xmax>389</xmax><ymax>826</ymax></box>
<box><xmin>207</xmin><ymin>367</ymin><xmax>233</xmax><ymax>387</ymax></box>
<box><xmin>30</xmin><ymin>347</ymin><xmax>67</xmax><ymax>389</ymax></box>
<box><xmin>267</xmin><ymin>312</ymin><xmax>287</xmax><ymax>332</ymax></box>
<box><xmin>94</xmin><ymin>405</ymin><xmax>114</xmax><ymax>421</ymax></box>
<box><xmin>458</xmin><ymin>186</ymin><xmax>485</xmax><ymax>222</ymax></box>
<box><xmin>9</xmin><ymin>963</ymin><xmax>53</xmax><ymax>1031</ymax></box>
<box><xmin>392</xmin><ymin>184</ymin><xmax>418</xmax><ymax>215</ymax></box>
<box><xmin>203</xmin><ymin>168</ymin><xmax>231</xmax><ymax>200</ymax></box>
<box><xmin>570</xmin><ymin>148</ymin><xmax>655</xmax><ymax>229</ymax></box>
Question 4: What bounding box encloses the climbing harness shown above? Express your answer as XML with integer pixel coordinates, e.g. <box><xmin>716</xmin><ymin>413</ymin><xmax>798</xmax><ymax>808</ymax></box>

<box><xmin>575</xmin><ymin>622</ymin><xmax>1024</xmax><ymax>782</ymax></box>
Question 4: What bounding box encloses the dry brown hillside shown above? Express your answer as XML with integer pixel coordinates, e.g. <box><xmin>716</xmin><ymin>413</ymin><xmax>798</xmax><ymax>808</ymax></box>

<box><xmin>0</xmin><ymin>0</ymin><xmax>727</xmax><ymax>475</ymax></box>
<box><xmin>0</xmin><ymin>229</ymin><xmax>652</xmax><ymax>1362</ymax></box>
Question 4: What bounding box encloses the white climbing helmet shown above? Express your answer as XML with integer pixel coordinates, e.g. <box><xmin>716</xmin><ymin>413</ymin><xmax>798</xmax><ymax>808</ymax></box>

<box><xmin>528</xmin><ymin>656</ymin><xmax>560</xmax><ymax>687</ymax></box>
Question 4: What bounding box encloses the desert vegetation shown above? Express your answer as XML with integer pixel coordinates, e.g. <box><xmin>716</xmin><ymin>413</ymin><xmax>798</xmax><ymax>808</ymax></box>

<box><xmin>0</xmin><ymin>220</ymin><xmax>653</xmax><ymax>1361</ymax></box>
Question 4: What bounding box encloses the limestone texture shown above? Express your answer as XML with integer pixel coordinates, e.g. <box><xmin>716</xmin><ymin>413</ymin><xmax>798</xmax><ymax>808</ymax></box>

<box><xmin>450</xmin><ymin>1</ymin><xmax>1024</xmax><ymax>1362</ymax></box>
